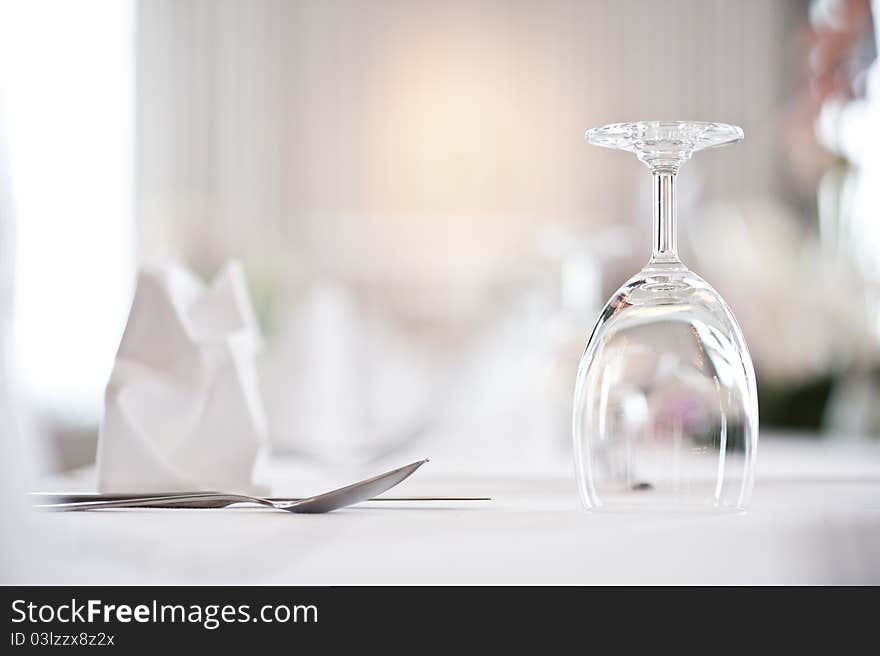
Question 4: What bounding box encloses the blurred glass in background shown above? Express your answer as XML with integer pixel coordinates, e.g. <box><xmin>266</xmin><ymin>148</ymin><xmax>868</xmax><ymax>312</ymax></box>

<box><xmin>1</xmin><ymin>0</ymin><xmax>878</xmax><ymax>474</ymax></box>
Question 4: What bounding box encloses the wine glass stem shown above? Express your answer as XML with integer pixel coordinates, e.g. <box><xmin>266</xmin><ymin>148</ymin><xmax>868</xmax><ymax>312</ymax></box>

<box><xmin>651</xmin><ymin>171</ymin><xmax>679</xmax><ymax>264</ymax></box>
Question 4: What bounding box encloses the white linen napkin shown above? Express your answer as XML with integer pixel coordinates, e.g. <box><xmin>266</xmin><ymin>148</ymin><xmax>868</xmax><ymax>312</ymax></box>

<box><xmin>96</xmin><ymin>260</ymin><xmax>267</xmax><ymax>493</ymax></box>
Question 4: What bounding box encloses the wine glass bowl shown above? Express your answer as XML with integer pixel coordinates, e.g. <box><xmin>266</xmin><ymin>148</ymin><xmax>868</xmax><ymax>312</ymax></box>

<box><xmin>573</xmin><ymin>121</ymin><xmax>758</xmax><ymax>513</ymax></box>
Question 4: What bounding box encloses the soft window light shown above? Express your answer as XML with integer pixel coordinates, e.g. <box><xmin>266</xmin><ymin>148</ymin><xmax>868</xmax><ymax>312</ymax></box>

<box><xmin>0</xmin><ymin>0</ymin><xmax>134</xmax><ymax>422</ymax></box>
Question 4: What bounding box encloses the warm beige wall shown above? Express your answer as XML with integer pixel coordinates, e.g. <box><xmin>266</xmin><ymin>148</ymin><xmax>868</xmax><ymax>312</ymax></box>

<box><xmin>136</xmin><ymin>0</ymin><xmax>797</xmax><ymax>292</ymax></box>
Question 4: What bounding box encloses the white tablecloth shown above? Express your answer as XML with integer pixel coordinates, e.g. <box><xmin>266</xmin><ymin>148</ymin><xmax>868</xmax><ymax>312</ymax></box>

<box><xmin>4</xmin><ymin>433</ymin><xmax>879</xmax><ymax>584</ymax></box>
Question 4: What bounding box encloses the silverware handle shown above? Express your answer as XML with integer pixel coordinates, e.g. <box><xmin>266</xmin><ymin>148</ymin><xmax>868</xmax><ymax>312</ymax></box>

<box><xmin>35</xmin><ymin>495</ymin><xmax>491</xmax><ymax>503</ymax></box>
<box><xmin>34</xmin><ymin>494</ymin><xmax>254</xmax><ymax>511</ymax></box>
<box><xmin>29</xmin><ymin>492</ymin><xmax>220</xmax><ymax>503</ymax></box>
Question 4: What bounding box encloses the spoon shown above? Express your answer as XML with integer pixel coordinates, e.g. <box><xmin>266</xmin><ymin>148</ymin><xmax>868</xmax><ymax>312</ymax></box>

<box><xmin>34</xmin><ymin>459</ymin><xmax>429</xmax><ymax>514</ymax></box>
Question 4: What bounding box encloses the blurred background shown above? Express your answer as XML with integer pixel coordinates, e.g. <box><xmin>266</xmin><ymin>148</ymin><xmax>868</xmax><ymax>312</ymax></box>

<box><xmin>0</xmin><ymin>0</ymin><xmax>878</xmax><ymax>475</ymax></box>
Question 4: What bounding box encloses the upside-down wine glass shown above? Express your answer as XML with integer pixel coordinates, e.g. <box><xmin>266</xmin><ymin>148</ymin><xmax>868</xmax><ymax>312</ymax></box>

<box><xmin>573</xmin><ymin>121</ymin><xmax>758</xmax><ymax>512</ymax></box>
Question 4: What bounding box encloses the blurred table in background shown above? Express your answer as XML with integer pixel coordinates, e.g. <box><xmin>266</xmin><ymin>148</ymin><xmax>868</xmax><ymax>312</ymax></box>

<box><xmin>13</xmin><ymin>432</ymin><xmax>880</xmax><ymax>585</ymax></box>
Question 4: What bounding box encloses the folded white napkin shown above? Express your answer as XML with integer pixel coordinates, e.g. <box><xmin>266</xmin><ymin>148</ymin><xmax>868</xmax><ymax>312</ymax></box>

<box><xmin>96</xmin><ymin>260</ymin><xmax>267</xmax><ymax>493</ymax></box>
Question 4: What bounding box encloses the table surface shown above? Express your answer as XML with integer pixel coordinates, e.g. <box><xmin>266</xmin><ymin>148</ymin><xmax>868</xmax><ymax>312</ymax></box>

<box><xmin>4</xmin><ymin>433</ymin><xmax>880</xmax><ymax>585</ymax></box>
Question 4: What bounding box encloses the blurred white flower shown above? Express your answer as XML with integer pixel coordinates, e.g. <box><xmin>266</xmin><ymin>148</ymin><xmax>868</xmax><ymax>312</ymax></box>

<box><xmin>685</xmin><ymin>197</ymin><xmax>877</xmax><ymax>383</ymax></box>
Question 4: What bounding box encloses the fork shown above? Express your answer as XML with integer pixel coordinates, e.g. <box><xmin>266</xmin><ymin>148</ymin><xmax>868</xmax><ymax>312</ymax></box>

<box><xmin>35</xmin><ymin>459</ymin><xmax>428</xmax><ymax>514</ymax></box>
